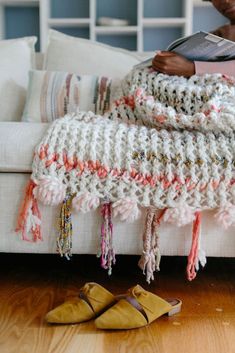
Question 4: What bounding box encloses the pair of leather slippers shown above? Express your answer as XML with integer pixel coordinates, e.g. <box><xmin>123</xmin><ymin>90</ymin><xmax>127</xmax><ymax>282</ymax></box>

<box><xmin>45</xmin><ymin>283</ymin><xmax>182</xmax><ymax>330</ymax></box>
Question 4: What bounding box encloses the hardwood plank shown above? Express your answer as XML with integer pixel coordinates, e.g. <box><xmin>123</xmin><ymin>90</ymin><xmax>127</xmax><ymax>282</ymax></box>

<box><xmin>0</xmin><ymin>255</ymin><xmax>234</xmax><ymax>353</ymax></box>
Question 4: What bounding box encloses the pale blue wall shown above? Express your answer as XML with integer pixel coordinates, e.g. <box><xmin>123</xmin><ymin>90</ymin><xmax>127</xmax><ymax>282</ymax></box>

<box><xmin>5</xmin><ymin>6</ymin><xmax>40</xmax><ymax>51</ymax></box>
<box><xmin>3</xmin><ymin>0</ymin><xmax>228</xmax><ymax>51</ymax></box>
<box><xmin>96</xmin><ymin>0</ymin><xmax>137</xmax><ymax>25</ymax></box>
<box><xmin>144</xmin><ymin>28</ymin><xmax>183</xmax><ymax>51</ymax></box>
<box><xmin>144</xmin><ymin>0</ymin><xmax>183</xmax><ymax>18</ymax></box>
<box><xmin>51</xmin><ymin>0</ymin><xmax>89</xmax><ymax>18</ymax></box>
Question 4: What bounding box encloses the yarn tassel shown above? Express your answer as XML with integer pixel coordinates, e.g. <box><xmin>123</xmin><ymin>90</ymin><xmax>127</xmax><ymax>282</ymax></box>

<box><xmin>98</xmin><ymin>202</ymin><xmax>116</xmax><ymax>275</ymax></box>
<box><xmin>57</xmin><ymin>194</ymin><xmax>74</xmax><ymax>260</ymax></box>
<box><xmin>195</xmin><ymin>225</ymin><xmax>207</xmax><ymax>272</ymax></box>
<box><xmin>138</xmin><ymin>208</ymin><xmax>166</xmax><ymax>284</ymax></box>
<box><xmin>15</xmin><ymin>180</ymin><xmax>42</xmax><ymax>242</ymax></box>
<box><xmin>187</xmin><ymin>211</ymin><xmax>202</xmax><ymax>281</ymax></box>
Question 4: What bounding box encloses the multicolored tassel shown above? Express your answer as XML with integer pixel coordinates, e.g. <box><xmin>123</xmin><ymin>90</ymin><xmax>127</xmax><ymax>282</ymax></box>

<box><xmin>138</xmin><ymin>208</ymin><xmax>166</xmax><ymax>283</ymax></box>
<box><xmin>57</xmin><ymin>194</ymin><xmax>74</xmax><ymax>260</ymax></box>
<box><xmin>15</xmin><ymin>180</ymin><xmax>42</xmax><ymax>242</ymax></box>
<box><xmin>98</xmin><ymin>202</ymin><xmax>116</xmax><ymax>275</ymax></box>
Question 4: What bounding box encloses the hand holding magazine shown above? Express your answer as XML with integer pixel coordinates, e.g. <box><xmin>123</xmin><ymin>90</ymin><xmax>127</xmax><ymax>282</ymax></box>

<box><xmin>135</xmin><ymin>31</ymin><xmax>235</xmax><ymax>69</ymax></box>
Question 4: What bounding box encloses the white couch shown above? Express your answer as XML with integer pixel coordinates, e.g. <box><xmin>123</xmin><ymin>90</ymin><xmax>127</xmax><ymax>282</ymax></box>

<box><xmin>1</xmin><ymin>121</ymin><xmax>235</xmax><ymax>257</ymax></box>
<box><xmin>0</xmin><ymin>48</ymin><xmax>235</xmax><ymax>259</ymax></box>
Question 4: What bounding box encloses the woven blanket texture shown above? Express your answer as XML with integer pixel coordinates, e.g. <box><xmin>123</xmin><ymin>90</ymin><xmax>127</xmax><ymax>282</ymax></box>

<box><xmin>32</xmin><ymin>114</ymin><xmax>235</xmax><ymax>209</ymax></box>
<box><xmin>114</xmin><ymin>69</ymin><xmax>235</xmax><ymax>133</ymax></box>
<box><xmin>17</xmin><ymin>68</ymin><xmax>235</xmax><ymax>283</ymax></box>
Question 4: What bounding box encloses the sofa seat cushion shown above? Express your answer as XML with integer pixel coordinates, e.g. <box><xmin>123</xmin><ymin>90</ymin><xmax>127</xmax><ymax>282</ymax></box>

<box><xmin>0</xmin><ymin>122</ymin><xmax>49</xmax><ymax>172</ymax></box>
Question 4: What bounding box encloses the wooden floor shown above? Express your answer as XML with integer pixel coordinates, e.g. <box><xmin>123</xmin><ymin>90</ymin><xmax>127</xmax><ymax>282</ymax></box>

<box><xmin>0</xmin><ymin>254</ymin><xmax>234</xmax><ymax>353</ymax></box>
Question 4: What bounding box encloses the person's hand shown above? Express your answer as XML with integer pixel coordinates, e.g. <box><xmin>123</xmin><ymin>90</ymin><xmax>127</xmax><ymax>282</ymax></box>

<box><xmin>152</xmin><ymin>51</ymin><xmax>195</xmax><ymax>77</ymax></box>
<box><xmin>212</xmin><ymin>24</ymin><xmax>235</xmax><ymax>41</ymax></box>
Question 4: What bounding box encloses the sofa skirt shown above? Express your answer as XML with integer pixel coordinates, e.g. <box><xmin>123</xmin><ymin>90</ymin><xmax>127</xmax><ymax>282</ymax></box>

<box><xmin>0</xmin><ymin>172</ymin><xmax>235</xmax><ymax>257</ymax></box>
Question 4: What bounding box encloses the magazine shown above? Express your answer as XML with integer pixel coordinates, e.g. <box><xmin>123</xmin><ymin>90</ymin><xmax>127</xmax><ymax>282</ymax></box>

<box><xmin>135</xmin><ymin>31</ymin><xmax>235</xmax><ymax>69</ymax></box>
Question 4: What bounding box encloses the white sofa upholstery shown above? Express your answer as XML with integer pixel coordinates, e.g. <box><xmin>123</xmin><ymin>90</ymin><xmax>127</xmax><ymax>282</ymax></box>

<box><xmin>1</xmin><ymin>122</ymin><xmax>235</xmax><ymax>257</ymax></box>
<box><xmin>0</xmin><ymin>51</ymin><xmax>235</xmax><ymax>258</ymax></box>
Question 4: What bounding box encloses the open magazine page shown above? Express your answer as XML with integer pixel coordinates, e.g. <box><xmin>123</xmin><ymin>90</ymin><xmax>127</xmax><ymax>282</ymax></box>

<box><xmin>134</xmin><ymin>57</ymin><xmax>153</xmax><ymax>69</ymax></box>
<box><xmin>166</xmin><ymin>34</ymin><xmax>194</xmax><ymax>51</ymax></box>
<box><xmin>134</xmin><ymin>31</ymin><xmax>235</xmax><ymax>69</ymax></box>
<box><xmin>171</xmin><ymin>31</ymin><xmax>235</xmax><ymax>61</ymax></box>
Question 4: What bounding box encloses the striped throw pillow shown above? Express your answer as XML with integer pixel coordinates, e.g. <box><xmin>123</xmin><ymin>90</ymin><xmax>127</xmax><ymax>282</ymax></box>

<box><xmin>22</xmin><ymin>70</ymin><xmax>121</xmax><ymax>122</ymax></box>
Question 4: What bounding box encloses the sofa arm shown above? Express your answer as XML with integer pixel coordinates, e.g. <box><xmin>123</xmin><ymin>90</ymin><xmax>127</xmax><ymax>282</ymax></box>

<box><xmin>0</xmin><ymin>122</ymin><xmax>49</xmax><ymax>173</ymax></box>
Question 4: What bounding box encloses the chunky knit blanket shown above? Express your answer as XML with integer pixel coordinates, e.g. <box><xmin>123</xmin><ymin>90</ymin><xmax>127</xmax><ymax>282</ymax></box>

<box><xmin>17</xmin><ymin>68</ymin><xmax>235</xmax><ymax>283</ymax></box>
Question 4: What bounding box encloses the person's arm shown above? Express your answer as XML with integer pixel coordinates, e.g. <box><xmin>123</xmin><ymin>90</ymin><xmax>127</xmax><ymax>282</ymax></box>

<box><xmin>152</xmin><ymin>51</ymin><xmax>235</xmax><ymax>77</ymax></box>
<box><xmin>195</xmin><ymin>60</ymin><xmax>235</xmax><ymax>77</ymax></box>
<box><xmin>152</xmin><ymin>51</ymin><xmax>195</xmax><ymax>77</ymax></box>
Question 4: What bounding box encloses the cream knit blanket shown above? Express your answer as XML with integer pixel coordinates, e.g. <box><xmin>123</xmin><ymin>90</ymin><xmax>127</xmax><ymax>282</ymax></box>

<box><xmin>17</xmin><ymin>68</ymin><xmax>235</xmax><ymax>283</ymax></box>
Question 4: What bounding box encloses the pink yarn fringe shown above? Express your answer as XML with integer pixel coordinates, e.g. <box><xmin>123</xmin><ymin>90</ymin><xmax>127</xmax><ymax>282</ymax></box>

<box><xmin>138</xmin><ymin>208</ymin><xmax>166</xmax><ymax>283</ymax></box>
<box><xmin>99</xmin><ymin>202</ymin><xmax>116</xmax><ymax>275</ymax></box>
<box><xmin>15</xmin><ymin>180</ymin><xmax>42</xmax><ymax>242</ymax></box>
<box><xmin>187</xmin><ymin>211</ymin><xmax>201</xmax><ymax>281</ymax></box>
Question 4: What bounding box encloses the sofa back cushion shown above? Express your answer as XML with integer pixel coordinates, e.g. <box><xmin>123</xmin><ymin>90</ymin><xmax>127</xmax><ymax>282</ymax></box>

<box><xmin>43</xmin><ymin>30</ymin><xmax>140</xmax><ymax>77</ymax></box>
<box><xmin>0</xmin><ymin>36</ymin><xmax>37</xmax><ymax>122</ymax></box>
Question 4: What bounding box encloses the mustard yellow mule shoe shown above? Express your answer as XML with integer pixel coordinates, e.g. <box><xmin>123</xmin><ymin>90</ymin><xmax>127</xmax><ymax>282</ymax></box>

<box><xmin>45</xmin><ymin>282</ymin><xmax>116</xmax><ymax>324</ymax></box>
<box><xmin>95</xmin><ymin>284</ymin><xmax>182</xmax><ymax>330</ymax></box>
